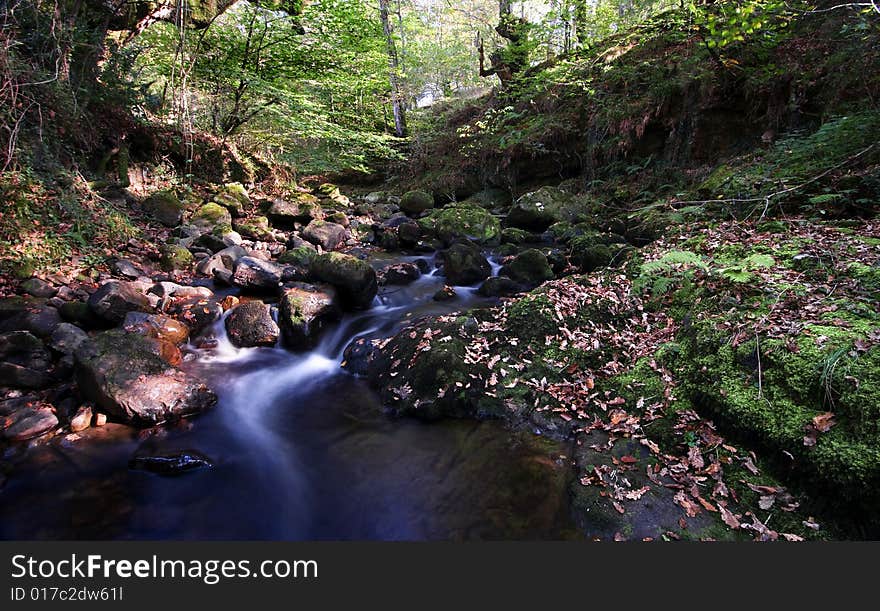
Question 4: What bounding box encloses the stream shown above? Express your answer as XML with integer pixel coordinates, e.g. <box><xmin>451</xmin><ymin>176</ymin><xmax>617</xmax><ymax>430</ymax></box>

<box><xmin>0</xmin><ymin>251</ymin><xmax>579</xmax><ymax>540</ymax></box>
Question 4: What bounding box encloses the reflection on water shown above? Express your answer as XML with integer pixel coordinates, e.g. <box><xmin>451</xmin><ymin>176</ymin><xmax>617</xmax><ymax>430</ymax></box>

<box><xmin>0</xmin><ymin>251</ymin><xmax>580</xmax><ymax>540</ymax></box>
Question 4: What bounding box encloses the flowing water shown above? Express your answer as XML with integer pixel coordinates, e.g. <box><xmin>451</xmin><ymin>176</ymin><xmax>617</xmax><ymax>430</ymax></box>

<box><xmin>0</xmin><ymin>252</ymin><xmax>579</xmax><ymax>540</ymax></box>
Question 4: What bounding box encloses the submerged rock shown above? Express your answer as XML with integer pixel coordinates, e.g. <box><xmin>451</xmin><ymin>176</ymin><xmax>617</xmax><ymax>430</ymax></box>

<box><xmin>310</xmin><ymin>252</ymin><xmax>378</xmax><ymax>310</ymax></box>
<box><xmin>74</xmin><ymin>330</ymin><xmax>217</xmax><ymax>425</ymax></box>
<box><xmin>129</xmin><ymin>451</ymin><xmax>214</xmax><ymax>476</ymax></box>
<box><xmin>224</xmin><ymin>301</ymin><xmax>279</xmax><ymax>348</ymax></box>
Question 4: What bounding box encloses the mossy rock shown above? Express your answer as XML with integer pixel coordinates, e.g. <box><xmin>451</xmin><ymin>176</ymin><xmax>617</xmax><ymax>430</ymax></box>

<box><xmin>160</xmin><ymin>245</ymin><xmax>194</xmax><ymax>271</ymax></box>
<box><xmin>212</xmin><ymin>183</ymin><xmax>250</xmax><ymax>217</ymax></box>
<box><xmin>419</xmin><ymin>203</ymin><xmax>500</xmax><ymax>245</ymax></box>
<box><xmin>144</xmin><ymin>190</ymin><xmax>184</xmax><ymax>227</ymax></box>
<box><xmin>233</xmin><ymin>216</ymin><xmax>274</xmax><ymax>241</ymax></box>
<box><xmin>501</xmin><ymin>249</ymin><xmax>554</xmax><ymax>287</ymax></box>
<box><xmin>310</xmin><ymin>252</ymin><xmax>378</xmax><ymax>310</ymax></box>
<box><xmin>505</xmin><ymin>293</ymin><xmax>558</xmax><ymax>342</ymax></box>
<box><xmin>191</xmin><ymin>202</ymin><xmax>232</xmax><ymax>229</ymax></box>
<box><xmin>278</xmin><ymin>245</ymin><xmax>318</xmax><ymax>267</ymax></box>
<box><xmin>501</xmin><ymin>227</ymin><xmax>533</xmax><ymax>244</ymax></box>
<box><xmin>506</xmin><ymin>187</ymin><xmax>583</xmax><ymax>231</ymax></box>
<box><xmin>400</xmin><ymin>190</ymin><xmax>435</xmax><ymax>216</ymax></box>
<box><xmin>570</xmin><ymin>239</ymin><xmax>613</xmax><ymax>272</ymax></box>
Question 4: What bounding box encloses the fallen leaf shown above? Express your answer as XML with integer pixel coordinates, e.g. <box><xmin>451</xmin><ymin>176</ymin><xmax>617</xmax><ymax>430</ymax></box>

<box><xmin>812</xmin><ymin>412</ymin><xmax>836</xmax><ymax>433</ymax></box>
<box><xmin>719</xmin><ymin>505</ymin><xmax>741</xmax><ymax>529</ymax></box>
<box><xmin>759</xmin><ymin>495</ymin><xmax>775</xmax><ymax>510</ymax></box>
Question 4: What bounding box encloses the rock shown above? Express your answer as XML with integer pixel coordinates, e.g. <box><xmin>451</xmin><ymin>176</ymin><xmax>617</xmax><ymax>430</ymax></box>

<box><xmin>326</xmin><ymin>211</ymin><xmax>349</xmax><ymax>227</ymax></box>
<box><xmin>129</xmin><ymin>451</ymin><xmax>213</xmax><ymax>476</ymax></box>
<box><xmin>233</xmin><ymin>216</ymin><xmax>274</xmax><ymax>241</ymax></box>
<box><xmin>501</xmin><ymin>227</ymin><xmax>534</xmax><ymax>244</ymax></box>
<box><xmin>571</xmin><ymin>242</ymin><xmax>613</xmax><ymax>272</ymax></box>
<box><xmin>419</xmin><ymin>203</ymin><xmax>500</xmax><ymax>245</ymax></box>
<box><xmin>0</xmin><ymin>331</ymin><xmax>54</xmax><ymax>389</ymax></box>
<box><xmin>112</xmin><ymin>259</ymin><xmax>143</xmax><ymax>279</ymax></box>
<box><xmin>212</xmin><ymin>182</ymin><xmax>249</xmax><ymax>217</ymax></box>
<box><xmin>462</xmin><ymin>188</ymin><xmax>512</xmax><ymax>210</ymax></box>
<box><xmin>477</xmin><ymin>276</ymin><xmax>524</xmax><ymax>297</ymax></box>
<box><xmin>267</xmin><ymin>194</ymin><xmax>322</xmax><ymax>226</ymax></box>
<box><xmin>302</xmin><ymin>220</ymin><xmax>348</xmax><ymax>252</ymax></box>
<box><xmin>500</xmin><ymin>249</ymin><xmax>554</xmax><ymax>286</ymax></box>
<box><xmin>507</xmin><ymin>186</ymin><xmax>575</xmax><ymax>231</ymax></box>
<box><xmin>159</xmin><ymin>244</ymin><xmax>194</xmax><ymax>271</ymax></box>
<box><xmin>1</xmin><ymin>404</ymin><xmax>58</xmax><ymax>441</ymax></box>
<box><xmin>166</xmin><ymin>298</ymin><xmax>223</xmax><ymax>336</ymax></box>
<box><xmin>433</xmin><ymin>286</ymin><xmax>457</xmax><ymax>301</ymax></box>
<box><xmin>310</xmin><ymin>253</ymin><xmax>378</xmax><ymax>310</ymax></box>
<box><xmin>278</xmin><ymin>245</ymin><xmax>317</xmax><ymax>267</ymax></box>
<box><xmin>123</xmin><ymin>312</ymin><xmax>190</xmax><ymax>345</ymax></box>
<box><xmin>69</xmin><ymin>405</ymin><xmax>93</xmax><ymax>432</ymax></box>
<box><xmin>278</xmin><ymin>284</ymin><xmax>341</xmax><ymax>349</ymax></box>
<box><xmin>400</xmin><ymin>190</ymin><xmax>435</xmax><ymax>216</ymax></box>
<box><xmin>58</xmin><ymin>301</ymin><xmax>103</xmax><ymax>329</ymax></box>
<box><xmin>74</xmin><ymin>330</ymin><xmax>217</xmax><ymax>425</ymax></box>
<box><xmin>220</xmin><ymin>295</ymin><xmax>239</xmax><ymax>311</ymax></box>
<box><xmin>231</xmin><ymin>256</ymin><xmax>283</xmax><ymax>292</ymax></box>
<box><xmin>49</xmin><ymin>323</ymin><xmax>89</xmax><ymax>355</ymax></box>
<box><xmin>441</xmin><ymin>242</ymin><xmax>491</xmax><ymax>285</ymax></box>
<box><xmin>147</xmin><ymin>282</ymin><xmax>214</xmax><ymax>300</ymax></box>
<box><xmin>20</xmin><ymin>277</ymin><xmax>56</xmax><ymax>298</ymax></box>
<box><xmin>144</xmin><ymin>190</ymin><xmax>184</xmax><ymax>227</ymax></box>
<box><xmin>341</xmin><ymin>337</ymin><xmax>378</xmax><ymax>376</ymax></box>
<box><xmin>225</xmin><ymin>301</ymin><xmax>279</xmax><ymax>348</ymax></box>
<box><xmin>380</xmin><ymin>262</ymin><xmax>421</xmax><ymax>286</ymax></box>
<box><xmin>95</xmin><ymin>413</ymin><xmax>107</xmax><ymax>426</ymax></box>
<box><xmin>191</xmin><ymin>202</ymin><xmax>233</xmax><ymax>231</ymax></box>
<box><xmin>193</xmin><ymin>232</ymin><xmax>229</xmax><ymax>253</ymax></box>
<box><xmin>397</xmin><ymin>221</ymin><xmax>421</xmax><ymax>246</ymax></box>
<box><xmin>195</xmin><ymin>245</ymin><xmax>247</xmax><ymax>277</ymax></box>
<box><xmin>87</xmin><ymin>281</ymin><xmax>151</xmax><ymax>324</ymax></box>
<box><xmin>364</xmin><ymin>191</ymin><xmax>387</xmax><ymax>204</ymax></box>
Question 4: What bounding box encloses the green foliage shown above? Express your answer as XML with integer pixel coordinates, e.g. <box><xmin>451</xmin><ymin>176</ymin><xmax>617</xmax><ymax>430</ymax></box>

<box><xmin>634</xmin><ymin>250</ymin><xmax>708</xmax><ymax>296</ymax></box>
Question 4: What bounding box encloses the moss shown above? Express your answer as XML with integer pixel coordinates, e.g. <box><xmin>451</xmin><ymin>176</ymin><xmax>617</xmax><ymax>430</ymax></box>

<box><xmin>212</xmin><ymin>182</ymin><xmax>250</xmax><ymax>215</ymax></box>
<box><xmin>400</xmin><ymin>190</ymin><xmax>435</xmax><ymax>215</ymax></box>
<box><xmin>233</xmin><ymin>216</ymin><xmax>274</xmax><ymax>241</ymax></box>
<box><xmin>501</xmin><ymin>227</ymin><xmax>532</xmax><ymax>244</ymax></box>
<box><xmin>502</xmin><ymin>249</ymin><xmax>554</xmax><ymax>286</ymax></box>
<box><xmin>570</xmin><ymin>240</ymin><xmax>613</xmax><ymax>272</ymax></box>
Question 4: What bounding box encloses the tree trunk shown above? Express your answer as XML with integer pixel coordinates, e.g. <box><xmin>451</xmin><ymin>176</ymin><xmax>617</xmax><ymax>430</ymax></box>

<box><xmin>379</xmin><ymin>0</ymin><xmax>407</xmax><ymax>138</ymax></box>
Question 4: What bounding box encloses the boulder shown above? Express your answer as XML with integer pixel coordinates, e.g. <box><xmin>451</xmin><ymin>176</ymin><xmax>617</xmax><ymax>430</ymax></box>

<box><xmin>400</xmin><ymin>190</ymin><xmax>435</xmax><ymax>216</ymax></box>
<box><xmin>500</xmin><ymin>249</ymin><xmax>554</xmax><ymax>286</ymax></box>
<box><xmin>112</xmin><ymin>259</ymin><xmax>143</xmax><ymax>279</ymax></box>
<box><xmin>278</xmin><ymin>245</ymin><xmax>317</xmax><ymax>267</ymax></box>
<box><xmin>87</xmin><ymin>281</ymin><xmax>151</xmax><ymax>324</ymax></box>
<box><xmin>195</xmin><ymin>245</ymin><xmax>247</xmax><ymax>278</ymax></box>
<box><xmin>441</xmin><ymin>243</ymin><xmax>491</xmax><ymax>286</ymax></box>
<box><xmin>267</xmin><ymin>193</ymin><xmax>322</xmax><ymax>225</ymax></box>
<box><xmin>231</xmin><ymin>256</ymin><xmax>283</xmax><ymax>292</ymax></box>
<box><xmin>477</xmin><ymin>276</ymin><xmax>524</xmax><ymax>297</ymax></box>
<box><xmin>144</xmin><ymin>190</ymin><xmax>184</xmax><ymax>227</ymax></box>
<box><xmin>20</xmin><ymin>277</ymin><xmax>56</xmax><ymax>298</ymax></box>
<box><xmin>310</xmin><ymin>253</ymin><xmax>378</xmax><ymax>310</ymax></box>
<box><xmin>419</xmin><ymin>203</ymin><xmax>500</xmax><ymax>245</ymax></box>
<box><xmin>1</xmin><ymin>403</ymin><xmax>58</xmax><ymax>441</ymax></box>
<box><xmin>397</xmin><ymin>221</ymin><xmax>421</xmax><ymax>246</ymax></box>
<box><xmin>0</xmin><ymin>330</ymin><xmax>54</xmax><ymax>389</ymax></box>
<box><xmin>159</xmin><ymin>245</ymin><xmax>194</xmax><ymax>271</ymax></box>
<box><xmin>167</xmin><ymin>298</ymin><xmax>223</xmax><ymax>336</ymax></box>
<box><xmin>191</xmin><ymin>202</ymin><xmax>233</xmax><ymax>231</ymax></box>
<box><xmin>507</xmin><ymin>187</ymin><xmax>575</xmax><ymax>231</ymax></box>
<box><xmin>123</xmin><ymin>312</ymin><xmax>190</xmax><ymax>345</ymax></box>
<box><xmin>224</xmin><ymin>301</ymin><xmax>279</xmax><ymax>348</ymax></box>
<box><xmin>212</xmin><ymin>182</ymin><xmax>249</xmax><ymax>217</ymax></box>
<box><xmin>302</xmin><ymin>220</ymin><xmax>348</xmax><ymax>252</ymax></box>
<box><xmin>233</xmin><ymin>216</ymin><xmax>274</xmax><ymax>241</ymax></box>
<box><xmin>278</xmin><ymin>283</ymin><xmax>341</xmax><ymax>349</ymax></box>
<box><xmin>380</xmin><ymin>262</ymin><xmax>421</xmax><ymax>286</ymax></box>
<box><xmin>49</xmin><ymin>323</ymin><xmax>89</xmax><ymax>355</ymax></box>
<box><xmin>74</xmin><ymin>330</ymin><xmax>217</xmax><ymax>425</ymax></box>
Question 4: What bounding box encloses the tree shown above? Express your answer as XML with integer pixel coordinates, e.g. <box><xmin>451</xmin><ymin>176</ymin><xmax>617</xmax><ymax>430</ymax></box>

<box><xmin>479</xmin><ymin>0</ymin><xmax>530</xmax><ymax>85</ymax></box>
<box><xmin>379</xmin><ymin>0</ymin><xmax>407</xmax><ymax>137</ymax></box>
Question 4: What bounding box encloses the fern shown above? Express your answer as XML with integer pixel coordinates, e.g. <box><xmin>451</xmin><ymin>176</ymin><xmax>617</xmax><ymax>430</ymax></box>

<box><xmin>634</xmin><ymin>250</ymin><xmax>707</xmax><ymax>295</ymax></box>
